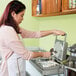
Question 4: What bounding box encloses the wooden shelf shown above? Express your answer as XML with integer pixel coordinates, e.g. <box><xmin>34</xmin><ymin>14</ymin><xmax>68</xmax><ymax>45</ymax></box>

<box><xmin>32</xmin><ymin>0</ymin><xmax>76</xmax><ymax>17</ymax></box>
<box><xmin>33</xmin><ymin>11</ymin><xmax>76</xmax><ymax>17</ymax></box>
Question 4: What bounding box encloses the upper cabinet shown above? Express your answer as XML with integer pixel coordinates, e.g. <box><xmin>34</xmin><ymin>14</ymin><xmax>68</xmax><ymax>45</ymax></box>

<box><xmin>32</xmin><ymin>0</ymin><xmax>76</xmax><ymax>17</ymax></box>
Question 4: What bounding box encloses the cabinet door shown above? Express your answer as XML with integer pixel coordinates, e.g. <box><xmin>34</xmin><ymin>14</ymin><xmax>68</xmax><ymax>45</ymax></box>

<box><xmin>32</xmin><ymin>0</ymin><xmax>76</xmax><ymax>17</ymax></box>
<box><xmin>41</xmin><ymin>0</ymin><xmax>61</xmax><ymax>14</ymax></box>
<box><xmin>62</xmin><ymin>0</ymin><xmax>76</xmax><ymax>12</ymax></box>
<box><xmin>62</xmin><ymin>0</ymin><xmax>69</xmax><ymax>12</ymax></box>
<box><xmin>32</xmin><ymin>0</ymin><xmax>38</xmax><ymax>16</ymax></box>
<box><xmin>45</xmin><ymin>0</ymin><xmax>58</xmax><ymax>14</ymax></box>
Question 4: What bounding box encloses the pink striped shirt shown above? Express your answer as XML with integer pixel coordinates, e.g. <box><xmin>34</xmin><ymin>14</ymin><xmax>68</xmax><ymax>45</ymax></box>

<box><xmin>0</xmin><ymin>25</ymin><xmax>41</xmax><ymax>76</ymax></box>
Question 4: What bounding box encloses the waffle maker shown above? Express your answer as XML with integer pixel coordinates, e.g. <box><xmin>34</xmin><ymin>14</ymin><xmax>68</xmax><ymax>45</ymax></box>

<box><xmin>67</xmin><ymin>44</ymin><xmax>76</xmax><ymax>68</ymax></box>
<box><xmin>53</xmin><ymin>34</ymin><xmax>68</xmax><ymax>62</ymax></box>
<box><xmin>38</xmin><ymin>35</ymin><xmax>67</xmax><ymax>66</ymax></box>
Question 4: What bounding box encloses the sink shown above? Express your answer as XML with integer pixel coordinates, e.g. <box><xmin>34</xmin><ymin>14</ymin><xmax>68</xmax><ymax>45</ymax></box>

<box><xmin>30</xmin><ymin>57</ymin><xmax>64</xmax><ymax>75</ymax></box>
<box><xmin>31</xmin><ymin>57</ymin><xmax>59</xmax><ymax>70</ymax></box>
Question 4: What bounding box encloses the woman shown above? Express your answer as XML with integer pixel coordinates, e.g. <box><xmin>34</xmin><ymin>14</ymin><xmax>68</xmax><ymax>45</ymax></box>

<box><xmin>0</xmin><ymin>0</ymin><xmax>65</xmax><ymax>76</ymax></box>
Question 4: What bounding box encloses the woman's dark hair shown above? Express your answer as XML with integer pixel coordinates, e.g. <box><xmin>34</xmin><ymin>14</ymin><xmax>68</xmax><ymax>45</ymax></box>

<box><xmin>0</xmin><ymin>0</ymin><xmax>26</xmax><ymax>33</ymax></box>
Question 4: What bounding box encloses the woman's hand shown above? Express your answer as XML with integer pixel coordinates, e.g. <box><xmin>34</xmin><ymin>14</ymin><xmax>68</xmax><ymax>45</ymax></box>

<box><xmin>51</xmin><ymin>29</ymin><xmax>66</xmax><ymax>36</ymax></box>
<box><xmin>42</xmin><ymin>52</ymin><xmax>51</xmax><ymax>58</ymax></box>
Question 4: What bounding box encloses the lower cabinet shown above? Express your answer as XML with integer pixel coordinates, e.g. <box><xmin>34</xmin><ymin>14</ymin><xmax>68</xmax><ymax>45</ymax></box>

<box><xmin>26</xmin><ymin>60</ymin><xmax>42</xmax><ymax>76</ymax></box>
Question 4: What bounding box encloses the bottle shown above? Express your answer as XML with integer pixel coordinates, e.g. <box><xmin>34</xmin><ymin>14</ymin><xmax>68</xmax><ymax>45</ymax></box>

<box><xmin>69</xmin><ymin>61</ymin><xmax>73</xmax><ymax>67</ymax></box>
<box><xmin>36</xmin><ymin>4</ymin><xmax>40</xmax><ymax>15</ymax></box>
<box><xmin>36</xmin><ymin>0</ymin><xmax>41</xmax><ymax>15</ymax></box>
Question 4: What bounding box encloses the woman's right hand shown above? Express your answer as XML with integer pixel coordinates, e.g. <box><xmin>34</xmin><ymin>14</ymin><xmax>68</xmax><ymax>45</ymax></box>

<box><xmin>30</xmin><ymin>51</ymin><xmax>51</xmax><ymax>59</ymax></box>
<box><xmin>42</xmin><ymin>52</ymin><xmax>51</xmax><ymax>58</ymax></box>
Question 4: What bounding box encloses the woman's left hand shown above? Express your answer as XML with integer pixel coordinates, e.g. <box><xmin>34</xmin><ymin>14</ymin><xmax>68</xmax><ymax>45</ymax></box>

<box><xmin>51</xmin><ymin>29</ymin><xmax>66</xmax><ymax>36</ymax></box>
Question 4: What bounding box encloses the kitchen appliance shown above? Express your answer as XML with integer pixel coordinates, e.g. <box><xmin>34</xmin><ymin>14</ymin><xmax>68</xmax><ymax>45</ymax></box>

<box><xmin>36</xmin><ymin>34</ymin><xmax>68</xmax><ymax>68</ymax></box>
<box><xmin>53</xmin><ymin>34</ymin><xmax>68</xmax><ymax>61</ymax></box>
<box><xmin>68</xmin><ymin>44</ymin><xmax>76</xmax><ymax>68</ymax></box>
<box><xmin>31</xmin><ymin>35</ymin><xmax>68</xmax><ymax>75</ymax></box>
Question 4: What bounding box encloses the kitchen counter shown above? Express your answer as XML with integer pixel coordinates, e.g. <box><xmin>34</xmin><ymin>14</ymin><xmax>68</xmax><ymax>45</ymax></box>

<box><xmin>26</xmin><ymin>47</ymin><xmax>64</xmax><ymax>76</ymax></box>
<box><xmin>29</xmin><ymin>58</ymin><xmax>64</xmax><ymax>76</ymax></box>
<box><xmin>64</xmin><ymin>66</ymin><xmax>76</xmax><ymax>72</ymax></box>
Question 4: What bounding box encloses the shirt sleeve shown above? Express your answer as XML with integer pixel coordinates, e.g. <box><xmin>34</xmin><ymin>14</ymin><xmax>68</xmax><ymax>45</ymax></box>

<box><xmin>20</xmin><ymin>28</ymin><xmax>41</xmax><ymax>38</ymax></box>
<box><xmin>4</xmin><ymin>26</ymin><xmax>33</xmax><ymax>60</ymax></box>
